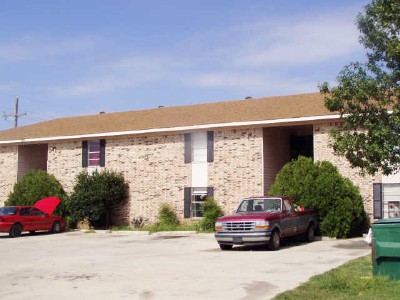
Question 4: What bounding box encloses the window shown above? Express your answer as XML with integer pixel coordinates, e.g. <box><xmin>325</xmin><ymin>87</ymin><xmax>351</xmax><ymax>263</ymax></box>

<box><xmin>191</xmin><ymin>133</ymin><xmax>207</xmax><ymax>163</ymax></box>
<box><xmin>0</xmin><ymin>207</ymin><xmax>17</xmax><ymax>216</ymax></box>
<box><xmin>88</xmin><ymin>140</ymin><xmax>101</xmax><ymax>166</ymax></box>
<box><xmin>82</xmin><ymin>139</ymin><xmax>106</xmax><ymax>168</ymax></box>
<box><xmin>184</xmin><ymin>187</ymin><xmax>214</xmax><ymax>218</ymax></box>
<box><xmin>28</xmin><ymin>207</ymin><xmax>46</xmax><ymax>216</ymax></box>
<box><xmin>388</xmin><ymin>201</ymin><xmax>400</xmax><ymax>218</ymax></box>
<box><xmin>184</xmin><ymin>131</ymin><xmax>214</xmax><ymax>163</ymax></box>
<box><xmin>19</xmin><ymin>207</ymin><xmax>30</xmax><ymax>216</ymax></box>
<box><xmin>191</xmin><ymin>188</ymin><xmax>208</xmax><ymax>217</ymax></box>
<box><xmin>283</xmin><ymin>199</ymin><xmax>292</xmax><ymax>212</ymax></box>
<box><xmin>236</xmin><ymin>198</ymin><xmax>282</xmax><ymax>213</ymax></box>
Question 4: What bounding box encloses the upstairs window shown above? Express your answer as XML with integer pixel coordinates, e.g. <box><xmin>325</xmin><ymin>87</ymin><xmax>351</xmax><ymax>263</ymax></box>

<box><xmin>82</xmin><ymin>140</ymin><xmax>106</xmax><ymax>168</ymax></box>
<box><xmin>88</xmin><ymin>140</ymin><xmax>101</xmax><ymax>166</ymax></box>
<box><xmin>184</xmin><ymin>131</ymin><xmax>214</xmax><ymax>163</ymax></box>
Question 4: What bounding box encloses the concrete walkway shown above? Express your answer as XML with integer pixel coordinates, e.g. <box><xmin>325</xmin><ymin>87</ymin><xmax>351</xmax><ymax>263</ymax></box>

<box><xmin>0</xmin><ymin>232</ymin><xmax>370</xmax><ymax>299</ymax></box>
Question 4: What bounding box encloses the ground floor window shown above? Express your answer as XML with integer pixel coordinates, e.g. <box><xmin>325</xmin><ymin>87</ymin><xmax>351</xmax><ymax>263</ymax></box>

<box><xmin>191</xmin><ymin>188</ymin><xmax>208</xmax><ymax>218</ymax></box>
<box><xmin>184</xmin><ymin>186</ymin><xmax>214</xmax><ymax>218</ymax></box>
<box><xmin>388</xmin><ymin>201</ymin><xmax>400</xmax><ymax>218</ymax></box>
<box><xmin>376</xmin><ymin>183</ymin><xmax>400</xmax><ymax>219</ymax></box>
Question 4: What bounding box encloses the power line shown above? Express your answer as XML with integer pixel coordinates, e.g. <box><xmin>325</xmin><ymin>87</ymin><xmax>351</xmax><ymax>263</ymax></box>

<box><xmin>2</xmin><ymin>97</ymin><xmax>27</xmax><ymax>128</ymax></box>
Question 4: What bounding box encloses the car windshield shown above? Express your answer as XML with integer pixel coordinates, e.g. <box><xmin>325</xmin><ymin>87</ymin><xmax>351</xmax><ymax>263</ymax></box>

<box><xmin>0</xmin><ymin>206</ymin><xmax>18</xmax><ymax>216</ymax></box>
<box><xmin>236</xmin><ymin>198</ymin><xmax>282</xmax><ymax>213</ymax></box>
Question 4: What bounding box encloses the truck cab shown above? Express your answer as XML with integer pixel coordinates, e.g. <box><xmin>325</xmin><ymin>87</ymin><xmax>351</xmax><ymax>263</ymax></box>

<box><xmin>214</xmin><ymin>196</ymin><xmax>318</xmax><ymax>250</ymax></box>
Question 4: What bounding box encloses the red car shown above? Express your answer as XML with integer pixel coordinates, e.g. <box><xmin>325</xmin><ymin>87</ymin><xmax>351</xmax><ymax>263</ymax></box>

<box><xmin>0</xmin><ymin>197</ymin><xmax>66</xmax><ymax>238</ymax></box>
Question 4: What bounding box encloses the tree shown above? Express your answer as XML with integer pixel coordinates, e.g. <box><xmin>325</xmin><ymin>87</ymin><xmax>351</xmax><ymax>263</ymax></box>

<box><xmin>269</xmin><ymin>157</ymin><xmax>368</xmax><ymax>238</ymax></box>
<box><xmin>6</xmin><ymin>169</ymin><xmax>69</xmax><ymax>216</ymax></box>
<box><xmin>320</xmin><ymin>0</ymin><xmax>400</xmax><ymax>176</ymax></box>
<box><xmin>68</xmin><ymin>170</ymin><xmax>129</xmax><ymax>228</ymax></box>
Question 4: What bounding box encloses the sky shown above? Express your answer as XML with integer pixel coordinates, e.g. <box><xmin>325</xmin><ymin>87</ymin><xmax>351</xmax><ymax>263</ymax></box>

<box><xmin>0</xmin><ymin>0</ymin><xmax>370</xmax><ymax>130</ymax></box>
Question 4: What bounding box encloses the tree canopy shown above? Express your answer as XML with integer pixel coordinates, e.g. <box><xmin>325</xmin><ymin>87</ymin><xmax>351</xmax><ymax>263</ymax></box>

<box><xmin>320</xmin><ymin>0</ymin><xmax>400</xmax><ymax>175</ymax></box>
<box><xmin>269</xmin><ymin>157</ymin><xmax>368</xmax><ymax>238</ymax></box>
<box><xmin>68</xmin><ymin>170</ymin><xmax>128</xmax><ymax>228</ymax></box>
<box><xmin>6</xmin><ymin>169</ymin><xmax>69</xmax><ymax>216</ymax></box>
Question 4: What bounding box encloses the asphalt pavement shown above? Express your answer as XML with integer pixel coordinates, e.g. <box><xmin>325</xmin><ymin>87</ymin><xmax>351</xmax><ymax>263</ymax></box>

<box><xmin>0</xmin><ymin>231</ymin><xmax>370</xmax><ymax>299</ymax></box>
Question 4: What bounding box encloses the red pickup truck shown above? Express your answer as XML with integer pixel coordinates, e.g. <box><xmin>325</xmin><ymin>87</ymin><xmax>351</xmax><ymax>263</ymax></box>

<box><xmin>214</xmin><ymin>196</ymin><xmax>319</xmax><ymax>250</ymax></box>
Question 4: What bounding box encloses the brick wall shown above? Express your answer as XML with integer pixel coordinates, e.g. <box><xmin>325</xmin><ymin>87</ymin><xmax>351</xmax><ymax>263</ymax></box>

<box><xmin>209</xmin><ymin>128</ymin><xmax>264</xmax><ymax>215</ymax></box>
<box><xmin>2</xmin><ymin>123</ymin><xmax>381</xmax><ymax>225</ymax></box>
<box><xmin>105</xmin><ymin>135</ymin><xmax>190</xmax><ymax>224</ymax></box>
<box><xmin>314</xmin><ymin>122</ymin><xmax>381</xmax><ymax>221</ymax></box>
<box><xmin>47</xmin><ymin>141</ymin><xmax>83</xmax><ymax>194</ymax></box>
<box><xmin>263</xmin><ymin>127</ymin><xmax>290</xmax><ymax>194</ymax></box>
<box><xmin>0</xmin><ymin>129</ymin><xmax>264</xmax><ymax>222</ymax></box>
<box><xmin>0</xmin><ymin>146</ymin><xmax>18</xmax><ymax>205</ymax></box>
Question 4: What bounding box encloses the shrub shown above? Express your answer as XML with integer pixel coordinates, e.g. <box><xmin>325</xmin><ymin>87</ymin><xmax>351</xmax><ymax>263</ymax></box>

<box><xmin>199</xmin><ymin>197</ymin><xmax>224</xmax><ymax>231</ymax></box>
<box><xmin>269</xmin><ymin>156</ymin><xmax>368</xmax><ymax>238</ymax></box>
<box><xmin>68</xmin><ymin>170</ymin><xmax>129</xmax><ymax>228</ymax></box>
<box><xmin>153</xmin><ymin>203</ymin><xmax>180</xmax><ymax>231</ymax></box>
<box><xmin>6</xmin><ymin>169</ymin><xmax>69</xmax><ymax>217</ymax></box>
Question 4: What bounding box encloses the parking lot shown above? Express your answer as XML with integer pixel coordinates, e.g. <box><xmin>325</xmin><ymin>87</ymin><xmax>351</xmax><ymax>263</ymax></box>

<box><xmin>0</xmin><ymin>231</ymin><xmax>370</xmax><ymax>300</ymax></box>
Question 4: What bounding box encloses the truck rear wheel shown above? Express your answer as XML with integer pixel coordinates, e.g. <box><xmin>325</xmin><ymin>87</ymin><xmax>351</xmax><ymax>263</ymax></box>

<box><xmin>306</xmin><ymin>224</ymin><xmax>315</xmax><ymax>242</ymax></box>
<box><xmin>219</xmin><ymin>244</ymin><xmax>233</xmax><ymax>251</ymax></box>
<box><xmin>268</xmin><ymin>230</ymin><xmax>280</xmax><ymax>251</ymax></box>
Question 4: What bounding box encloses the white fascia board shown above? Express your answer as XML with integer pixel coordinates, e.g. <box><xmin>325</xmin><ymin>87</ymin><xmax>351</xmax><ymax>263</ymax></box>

<box><xmin>0</xmin><ymin>114</ymin><xmax>341</xmax><ymax>145</ymax></box>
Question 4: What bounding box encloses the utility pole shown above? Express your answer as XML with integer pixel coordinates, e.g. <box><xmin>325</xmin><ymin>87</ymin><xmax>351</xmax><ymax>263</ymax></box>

<box><xmin>2</xmin><ymin>97</ymin><xmax>27</xmax><ymax>128</ymax></box>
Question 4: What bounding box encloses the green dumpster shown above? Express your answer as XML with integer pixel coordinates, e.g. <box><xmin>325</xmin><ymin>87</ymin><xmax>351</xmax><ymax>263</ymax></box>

<box><xmin>372</xmin><ymin>218</ymin><xmax>400</xmax><ymax>280</ymax></box>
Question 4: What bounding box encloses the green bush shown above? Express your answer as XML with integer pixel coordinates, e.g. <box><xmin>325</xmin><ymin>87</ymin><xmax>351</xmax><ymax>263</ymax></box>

<box><xmin>68</xmin><ymin>170</ymin><xmax>129</xmax><ymax>228</ymax></box>
<box><xmin>269</xmin><ymin>156</ymin><xmax>368</xmax><ymax>238</ymax></box>
<box><xmin>199</xmin><ymin>197</ymin><xmax>224</xmax><ymax>231</ymax></box>
<box><xmin>153</xmin><ymin>203</ymin><xmax>180</xmax><ymax>231</ymax></box>
<box><xmin>6</xmin><ymin>169</ymin><xmax>69</xmax><ymax>217</ymax></box>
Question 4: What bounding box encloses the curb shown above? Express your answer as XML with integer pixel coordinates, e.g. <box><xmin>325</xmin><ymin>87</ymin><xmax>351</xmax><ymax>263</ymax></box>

<box><xmin>79</xmin><ymin>229</ymin><xmax>150</xmax><ymax>235</ymax></box>
<box><xmin>153</xmin><ymin>231</ymin><xmax>198</xmax><ymax>236</ymax></box>
<box><xmin>77</xmin><ymin>229</ymin><xmax>215</xmax><ymax>237</ymax></box>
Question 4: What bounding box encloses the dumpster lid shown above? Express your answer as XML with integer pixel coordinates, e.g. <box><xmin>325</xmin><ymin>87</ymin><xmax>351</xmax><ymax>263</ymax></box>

<box><xmin>373</xmin><ymin>217</ymin><xmax>400</xmax><ymax>225</ymax></box>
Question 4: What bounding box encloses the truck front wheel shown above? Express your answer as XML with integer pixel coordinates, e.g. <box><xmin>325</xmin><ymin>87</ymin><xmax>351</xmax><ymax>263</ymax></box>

<box><xmin>268</xmin><ymin>230</ymin><xmax>280</xmax><ymax>251</ymax></box>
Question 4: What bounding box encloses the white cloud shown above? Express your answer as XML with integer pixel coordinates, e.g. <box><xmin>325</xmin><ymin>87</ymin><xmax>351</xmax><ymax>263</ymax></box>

<box><xmin>184</xmin><ymin>71</ymin><xmax>319</xmax><ymax>95</ymax></box>
<box><xmin>50</xmin><ymin>55</ymin><xmax>175</xmax><ymax>96</ymax></box>
<box><xmin>45</xmin><ymin>5</ymin><xmax>364</xmax><ymax>98</ymax></box>
<box><xmin>228</xmin><ymin>12</ymin><xmax>362</xmax><ymax>67</ymax></box>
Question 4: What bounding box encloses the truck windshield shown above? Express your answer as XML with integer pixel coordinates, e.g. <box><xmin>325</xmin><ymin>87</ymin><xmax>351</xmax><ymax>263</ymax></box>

<box><xmin>236</xmin><ymin>198</ymin><xmax>282</xmax><ymax>213</ymax></box>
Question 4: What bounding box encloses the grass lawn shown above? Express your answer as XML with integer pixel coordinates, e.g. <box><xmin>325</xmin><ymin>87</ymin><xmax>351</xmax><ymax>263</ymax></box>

<box><xmin>274</xmin><ymin>255</ymin><xmax>400</xmax><ymax>300</ymax></box>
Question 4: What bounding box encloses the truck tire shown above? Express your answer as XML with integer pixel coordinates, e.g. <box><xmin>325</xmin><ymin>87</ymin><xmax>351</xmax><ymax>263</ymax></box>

<box><xmin>268</xmin><ymin>230</ymin><xmax>280</xmax><ymax>251</ymax></box>
<box><xmin>305</xmin><ymin>224</ymin><xmax>315</xmax><ymax>242</ymax></box>
<box><xmin>219</xmin><ymin>244</ymin><xmax>233</xmax><ymax>251</ymax></box>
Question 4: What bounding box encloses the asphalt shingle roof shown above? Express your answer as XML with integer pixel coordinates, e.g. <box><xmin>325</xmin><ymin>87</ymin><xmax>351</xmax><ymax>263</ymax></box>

<box><xmin>0</xmin><ymin>92</ymin><xmax>336</xmax><ymax>143</ymax></box>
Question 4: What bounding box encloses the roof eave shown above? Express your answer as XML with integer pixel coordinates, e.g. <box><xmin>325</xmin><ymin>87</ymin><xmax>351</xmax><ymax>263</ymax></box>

<box><xmin>0</xmin><ymin>114</ymin><xmax>341</xmax><ymax>145</ymax></box>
